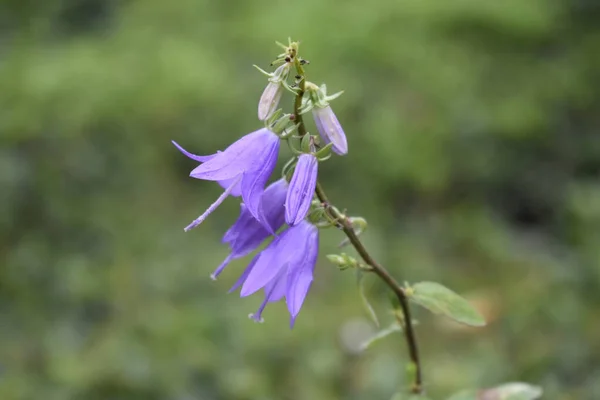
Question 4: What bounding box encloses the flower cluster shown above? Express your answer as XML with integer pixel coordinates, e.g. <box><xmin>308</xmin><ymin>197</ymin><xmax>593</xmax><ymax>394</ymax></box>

<box><xmin>173</xmin><ymin>41</ymin><xmax>347</xmax><ymax>326</ymax></box>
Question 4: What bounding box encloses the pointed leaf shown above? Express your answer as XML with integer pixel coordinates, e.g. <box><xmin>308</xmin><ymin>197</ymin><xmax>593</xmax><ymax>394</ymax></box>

<box><xmin>357</xmin><ymin>270</ymin><xmax>379</xmax><ymax>328</ymax></box>
<box><xmin>409</xmin><ymin>282</ymin><xmax>485</xmax><ymax>327</ymax></box>
<box><xmin>359</xmin><ymin>323</ymin><xmax>402</xmax><ymax>351</ymax></box>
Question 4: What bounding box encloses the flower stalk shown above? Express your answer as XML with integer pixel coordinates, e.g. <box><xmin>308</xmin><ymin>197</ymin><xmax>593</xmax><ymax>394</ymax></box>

<box><xmin>291</xmin><ymin>48</ymin><xmax>424</xmax><ymax>394</ymax></box>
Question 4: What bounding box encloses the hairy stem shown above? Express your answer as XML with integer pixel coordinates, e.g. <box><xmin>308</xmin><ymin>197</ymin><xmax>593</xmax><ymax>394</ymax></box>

<box><xmin>292</xmin><ymin>55</ymin><xmax>423</xmax><ymax>394</ymax></box>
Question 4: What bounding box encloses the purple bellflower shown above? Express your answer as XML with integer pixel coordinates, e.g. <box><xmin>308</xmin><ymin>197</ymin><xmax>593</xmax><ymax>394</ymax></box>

<box><xmin>285</xmin><ymin>153</ymin><xmax>318</xmax><ymax>225</ymax></box>
<box><xmin>313</xmin><ymin>105</ymin><xmax>348</xmax><ymax>156</ymax></box>
<box><xmin>211</xmin><ymin>179</ymin><xmax>288</xmax><ymax>280</ymax></box>
<box><xmin>172</xmin><ymin>142</ymin><xmax>242</xmax><ymax>196</ymax></box>
<box><xmin>172</xmin><ymin>128</ymin><xmax>280</xmax><ymax>232</ymax></box>
<box><xmin>231</xmin><ymin>220</ymin><xmax>319</xmax><ymax>327</ymax></box>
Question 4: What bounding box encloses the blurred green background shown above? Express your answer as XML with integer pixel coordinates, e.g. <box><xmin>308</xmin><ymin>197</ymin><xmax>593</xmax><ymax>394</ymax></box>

<box><xmin>1</xmin><ymin>0</ymin><xmax>599</xmax><ymax>399</ymax></box>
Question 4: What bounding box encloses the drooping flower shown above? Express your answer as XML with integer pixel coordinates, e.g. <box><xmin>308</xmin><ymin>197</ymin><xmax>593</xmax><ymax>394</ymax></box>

<box><xmin>172</xmin><ymin>142</ymin><xmax>241</xmax><ymax>196</ymax></box>
<box><xmin>313</xmin><ymin>105</ymin><xmax>348</xmax><ymax>155</ymax></box>
<box><xmin>232</xmin><ymin>220</ymin><xmax>319</xmax><ymax>327</ymax></box>
<box><xmin>211</xmin><ymin>179</ymin><xmax>288</xmax><ymax>280</ymax></box>
<box><xmin>257</xmin><ymin>63</ymin><xmax>290</xmax><ymax>121</ymax></box>
<box><xmin>173</xmin><ymin>128</ymin><xmax>280</xmax><ymax>231</ymax></box>
<box><xmin>285</xmin><ymin>154</ymin><xmax>318</xmax><ymax>225</ymax></box>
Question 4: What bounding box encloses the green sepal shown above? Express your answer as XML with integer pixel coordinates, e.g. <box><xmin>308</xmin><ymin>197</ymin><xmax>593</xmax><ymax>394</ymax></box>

<box><xmin>300</xmin><ymin>133</ymin><xmax>313</xmax><ymax>153</ymax></box>
<box><xmin>325</xmin><ymin>90</ymin><xmax>344</xmax><ymax>102</ymax></box>
<box><xmin>270</xmin><ymin>113</ymin><xmax>294</xmax><ymax>136</ymax></box>
<box><xmin>314</xmin><ymin>142</ymin><xmax>334</xmax><ymax>161</ymax></box>
<box><xmin>253</xmin><ymin>64</ymin><xmax>272</xmax><ymax>77</ymax></box>
<box><xmin>279</xmin><ymin>123</ymin><xmax>300</xmax><ymax>139</ymax></box>
<box><xmin>281</xmin><ymin>157</ymin><xmax>298</xmax><ymax>181</ymax></box>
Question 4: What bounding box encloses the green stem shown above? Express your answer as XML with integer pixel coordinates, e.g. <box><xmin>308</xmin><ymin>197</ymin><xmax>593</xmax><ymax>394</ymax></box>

<box><xmin>292</xmin><ymin>53</ymin><xmax>423</xmax><ymax>394</ymax></box>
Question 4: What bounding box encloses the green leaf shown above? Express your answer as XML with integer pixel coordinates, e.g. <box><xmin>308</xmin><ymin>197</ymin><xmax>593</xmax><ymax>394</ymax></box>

<box><xmin>408</xmin><ymin>282</ymin><xmax>486</xmax><ymax>327</ymax></box>
<box><xmin>357</xmin><ymin>270</ymin><xmax>379</xmax><ymax>328</ymax></box>
<box><xmin>447</xmin><ymin>383</ymin><xmax>542</xmax><ymax>400</ymax></box>
<box><xmin>359</xmin><ymin>323</ymin><xmax>402</xmax><ymax>351</ymax></box>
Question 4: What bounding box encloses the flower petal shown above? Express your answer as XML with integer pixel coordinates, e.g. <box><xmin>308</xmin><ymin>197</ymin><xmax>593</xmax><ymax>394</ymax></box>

<box><xmin>241</xmin><ymin>137</ymin><xmax>280</xmax><ymax>228</ymax></box>
<box><xmin>229</xmin><ymin>254</ymin><xmax>259</xmax><ymax>293</ymax></box>
<box><xmin>218</xmin><ymin>178</ymin><xmax>242</xmax><ymax>197</ymax></box>
<box><xmin>172</xmin><ymin>140</ymin><xmax>218</xmax><ymax>162</ymax></box>
<box><xmin>190</xmin><ymin>129</ymin><xmax>275</xmax><ymax>181</ymax></box>
<box><xmin>248</xmin><ymin>267</ymin><xmax>288</xmax><ymax>323</ymax></box>
<box><xmin>239</xmin><ymin>239</ymin><xmax>285</xmax><ymax>297</ymax></box>
<box><xmin>240</xmin><ymin>223</ymin><xmax>307</xmax><ymax>297</ymax></box>
<box><xmin>286</xmin><ymin>222</ymin><xmax>319</xmax><ymax>324</ymax></box>
<box><xmin>285</xmin><ymin>154</ymin><xmax>318</xmax><ymax>225</ymax></box>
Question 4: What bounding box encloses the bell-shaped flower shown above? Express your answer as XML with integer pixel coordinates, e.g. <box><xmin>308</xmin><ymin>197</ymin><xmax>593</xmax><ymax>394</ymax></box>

<box><xmin>172</xmin><ymin>141</ymin><xmax>242</xmax><ymax>196</ymax></box>
<box><xmin>211</xmin><ymin>179</ymin><xmax>288</xmax><ymax>280</ymax></box>
<box><xmin>257</xmin><ymin>63</ymin><xmax>290</xmax><ymax>121</ymax></box>
<box><xmin>313</xmin><ymin>105</ymin><xmax>348</xmax><ymax>155</ymax></box>
<box><xmin>285</xmin><ymin>154</ymin><xmax>318</xmax><ymax>225</ymax></box>
<box><xmin>173</xmin><ymin>128</ymin><xmax>280</xmax><ymax>231</ymax></box>
<box><xmin>232</xmin><ymin>220</ymin><xmax>319</xmax><ymax>327</ymax></box>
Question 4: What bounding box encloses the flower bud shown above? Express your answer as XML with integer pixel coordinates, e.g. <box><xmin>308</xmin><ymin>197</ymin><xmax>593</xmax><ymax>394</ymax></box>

<box><xmin>257</xmin><ymin>63</ymin><xmax>290</xmax><ymax>121</ymax></box>
<box><xmin>285</xmin><ymin>154</ymin><xmax>318</xmax><ymax>225</ymax></box>
<box><xmin>258</xmin><ymin>81</ymin><xmax>284</xmax><ymax>121</ymax></box>
<box><xmin>312</xmin><ymin>105</ymin><xmax>348</xmax><ymax>155</ymax></box>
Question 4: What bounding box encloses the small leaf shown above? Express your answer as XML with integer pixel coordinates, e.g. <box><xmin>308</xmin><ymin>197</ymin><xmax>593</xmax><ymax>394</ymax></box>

<box><xmin>409</xmin><ymin>282</ymin><xmax>485</xmax><ymax>327</ymax></box>
<box><xmin>447</xmin><ymin>383</ymin><xmax>542</xmax><ymax>400</ymax></box>
<box><xmin>359</xmin><ymin>323</ymin><xmax>402</xmax><ymax>351</ymax></box>
<box><xmin>357</xmin><ymin>270</ymin><xmax>379</xmax><ymax>328</ymax></box>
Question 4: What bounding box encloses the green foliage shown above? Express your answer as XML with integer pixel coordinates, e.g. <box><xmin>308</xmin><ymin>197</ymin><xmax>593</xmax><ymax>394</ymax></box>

<box><xmin>357</xmin><ymin>270</ymin><xmax>380</xmax><ymax>327</ymax></box>
<box><xmin>408</xmin><ymin>282</ymin><xmax>486</xmax><ymax>327</ymax></box>
<box><xmin>360</xmin><ymin>323</ymin><xmax>403</xmax><ymax>352</ymax></box>
<box><xmin>1</xmin><ymin>0</ymin><xmax>599</xmax><ymax>399</ymax></box>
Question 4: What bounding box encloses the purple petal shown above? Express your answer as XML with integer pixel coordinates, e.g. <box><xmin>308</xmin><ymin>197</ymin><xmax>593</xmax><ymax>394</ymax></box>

<box><xmin>239</xmin><ymin>224</ymin><xmax>308</xmax><ymax>297</ymax></box>
<box><xmin>239</xmin><ymin>239</ymin><xmax>285</xmax><ymax>297</ymax></box>
<box><xmin>222</xmin><ymin>204</ymin><xmax>248</xmax><ymax>244</ymax></box>
<box><xmin>172</xmin><ymin>141</ymin><xmax>241</xmax><ymax>196</ymax></box>
<box><xmin>259</xmin><ymin>179</ymin><xmax>288</xmax><ymax>233</ymax></box>
<box><xmin>190</xmin><ymin>129</ymin><xmax>276</xmax><ymax>181</ymax></box>
<box><xmin>265</xmin><ymin>267</ymin><xmax>288</xmax><ymax>302</ymax></box>
<box><xmin>313</xmin><ymin>105</ymin><xmax>348</xmax><ymax>155</ymax></box>
<box><xmin>286</xmin><ymin>222</ymin><xmax>319</xmax><ymax>324</ymax></box>
<box><xmin>218</xmin><ymin>178</ymin><xmax>242</xmax><ymax>197</ymax></box>
<box><xmin>241</xmin><ymin>137</ymin><xmax>280</xmax><ymax>229</ymax></box>
<box><xmin>249</xmin><ymin>267</ymin><xmax>288</xmax><ymax>323</ymax></box>
<box><xmin>172</xmin><ymin>140</ymin><xmax>219</xmax><ymax>162</ymax></box>
<box><xmin>229</xmin><ymin>254</ymin><xmax>259</xmax><ymax>293</ymax></box>
<box><xmin>285</xmin><ymin>154</ymin><xmax>318</xmax><ymax>225</ymax></box>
